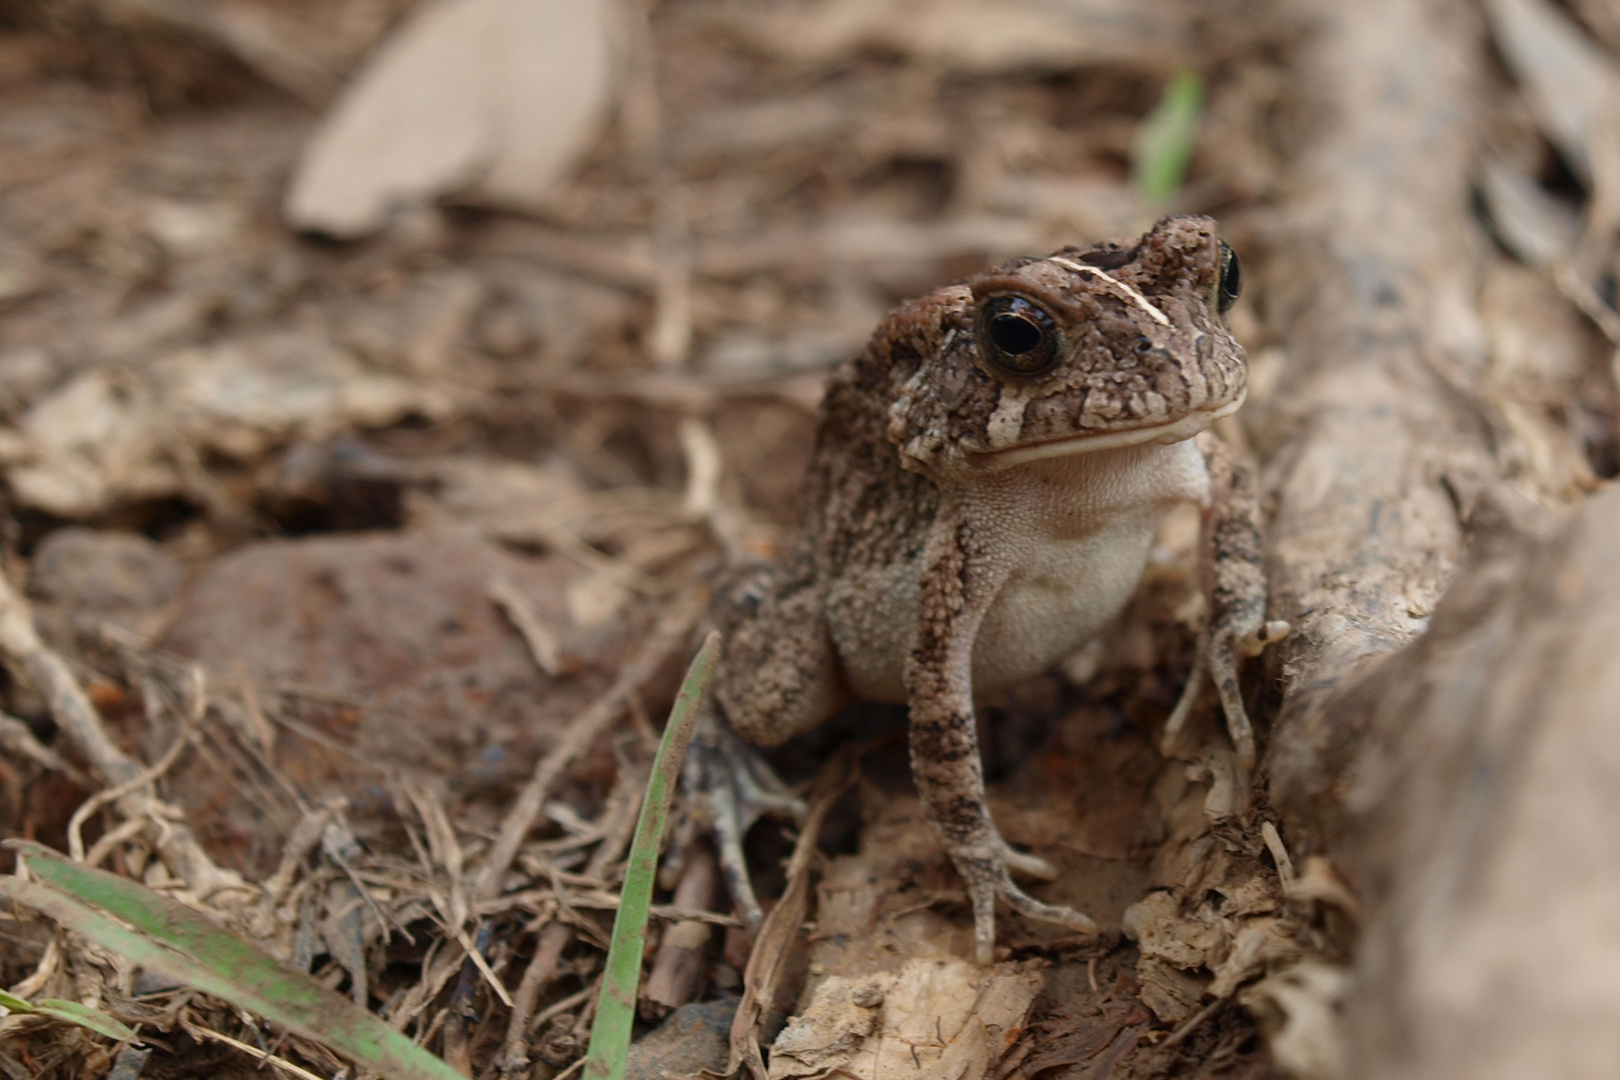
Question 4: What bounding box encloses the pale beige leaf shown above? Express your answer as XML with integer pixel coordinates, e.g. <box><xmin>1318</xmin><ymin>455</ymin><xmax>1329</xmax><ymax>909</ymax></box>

<box><xmin>285</xmin><ymin>0</ymin><xmax>614</xmax><ymax>238</ymax></box>
<box><xmin>1239</xmin><ymin>963</ymin><xmax>1349</xmax><ymax>1080</ymax></box>
<box><xmin>767</xmin><ymin>958</ymin><xmax>1041</xmax><ymax>1080</ymax></box>
<box><xmin>10</xmin><ymin>334</ymin><xmax>452</xmax><ymax>518</ymax></box>
<box><xmin>1485</xmin><ymin>0</ymin><xmax>1620</xmax><ymax>188</ymax></box>
<box><xmin>1478</xmin><ymin>157</ymin><xmax>1580</xmax><ymax>269</ymax></box>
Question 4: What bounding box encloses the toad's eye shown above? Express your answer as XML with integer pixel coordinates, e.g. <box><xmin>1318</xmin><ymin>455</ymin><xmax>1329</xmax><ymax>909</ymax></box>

<box><xmin>1217</xmin><ymin>242</ymin><xmax>1242</xmax><ymax>313</ymax></box>
<box><xmin>978</xmin><ymin>296</ymin><xmax>1060</xmax><ymax>376</ymax></box>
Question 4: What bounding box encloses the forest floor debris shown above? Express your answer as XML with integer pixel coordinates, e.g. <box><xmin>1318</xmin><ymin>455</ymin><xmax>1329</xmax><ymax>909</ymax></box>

<box><xmin>0</xmin><ymin>0</ymin><xmax>1615</xmax><ymax>1077</ymax></box>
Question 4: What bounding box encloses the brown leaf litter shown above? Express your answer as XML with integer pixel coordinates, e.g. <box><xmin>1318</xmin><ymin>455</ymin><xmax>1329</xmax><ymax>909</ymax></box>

<box><xmin>0</xmin><ymin>0</ymin><xmax>1616</xmax><ymax>1077</ymax></box>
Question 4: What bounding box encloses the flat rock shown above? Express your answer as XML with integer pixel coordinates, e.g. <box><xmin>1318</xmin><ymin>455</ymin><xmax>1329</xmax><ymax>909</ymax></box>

<box><xmin>157</xmin><ymin>528</ymin><xmax>630</xmax><ymax>870</ymax></box>
<box><xmin>625</xmin><ymin>998</ymin><xmax>738</xmax><ymax>1080</ymax></box>
<box><xmin>163</xmin><ymin>528</ymin><xmax>620</xmax><ymax>759</ymax></box>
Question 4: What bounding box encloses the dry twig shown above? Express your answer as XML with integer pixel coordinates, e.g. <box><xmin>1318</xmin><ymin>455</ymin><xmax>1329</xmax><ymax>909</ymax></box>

<box><xmin>641</xmin><ymin>843</ymin><xmax>720</xmax><ymax>1017</ymax></box>
<box><xmin>66</xmin><ymin>676</ymin><xmax>200</xmax><ymax>862</ymax></box>
<box><xmin>499</xmin><ymin>757</ymin><xmax>646</xmax><ymax>1075</ymax></box>
<box><xmin>488</xmin><ymin>578</ymin><xmax>563</xmax><ymax>677</ymax></box>
<box><xmin>0</xmin><ymin>572</ymin><xmax>247</xmax><ymax>902</ymax></box>
<box><xmin>724</xmin><ymin>749</ymin><xmax>858</xmax><ymax>1080</ymax></box>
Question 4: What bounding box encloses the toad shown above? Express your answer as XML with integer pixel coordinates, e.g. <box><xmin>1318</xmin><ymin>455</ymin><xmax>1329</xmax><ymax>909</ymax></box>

<box><xmin>693</xmin><ymin>215</ymin><xmax>1285</xmax><ymax>963</ymax></box>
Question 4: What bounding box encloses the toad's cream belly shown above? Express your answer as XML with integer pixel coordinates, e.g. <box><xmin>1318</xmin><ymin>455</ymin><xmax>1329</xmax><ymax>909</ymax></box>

<box><xmin>824</xmin><ymin>439</ymin><xmax>1210</xmax><ymax>703</ymax></box>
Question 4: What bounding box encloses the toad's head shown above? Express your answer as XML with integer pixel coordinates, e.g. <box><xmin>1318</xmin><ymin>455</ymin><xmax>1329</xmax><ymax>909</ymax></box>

<box><xmin>886</xmin><ymin>215</ymin><xmax>1247</xmax><ymax>475</ymax></box>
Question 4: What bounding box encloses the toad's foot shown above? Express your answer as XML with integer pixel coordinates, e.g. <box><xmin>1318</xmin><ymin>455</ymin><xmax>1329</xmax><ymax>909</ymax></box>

<box><xmin>1162</xmin><ymin>616</ymin><xmax>1292</xmax><ymax>768</ymax></box>
<box><xmin>998</xmin><ymin>835</ymin><xmax>1058</xmax><ymax>881</ymax></box>
<box><xmin>684</xmin><ymin>706</ymin><xmax>805</xmax><ymax>933</ymax></box>
<box><xmin>954</xmin><ymin>842</ymin><xmax>1097</xmax><ymax>965</ymax></box>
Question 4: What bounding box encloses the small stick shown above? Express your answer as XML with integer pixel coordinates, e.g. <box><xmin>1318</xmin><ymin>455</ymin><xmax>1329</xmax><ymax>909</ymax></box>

<box><xmin>551</xmin><ymin>1057</ymin><xmax>588</xmax><ymax>1080</ymax></box>
<box><xmin>0</xmin><ymin>570</ymin><xmax>139</xmax><ymax>788</ymax></box>
<box><xmin>511</xmin><ymin>925</ymin><xmax>572</xmax><ymax>1043</ymax></box>
<box><xmin>441</xmin><ymin>921</ymin><xmax>494</xmax><ymax>1075</ymax></box>
<box><xmin>580</xmin><ymin>898</ymin><xmax>740</xmax><ymax>927</ymax></box>
<box><xmin>1158</xmin><ymin>998</ymin><xmax>1224</xmax><ymax>1053</ymax></box>
<box><xmin>252</xmin><ymin>801</ymin><xmax>342</xmax><ymax>929</ymax></box>
<box><xmin>641</xmin><ymin>843</ymin><xmax>719</xmax><ymax>1018</ymax></box>
<box><xmin>527</xmin><ymin>982</ymin><xmax>597</xmax><ymax>1038</ymax></box>
<box><xmin>81</xmin><ymin>817</ymin><xmax>148</xmax><ymax>871</ymax></box>
<box><xmin>8</xmin><ymin>934</ymin><xmax>60</xmax><ymax>1001</ymax></box>
<box><xmin>0</xmin><ymin>577</ymin><xmax>246</xmax><ymax>899</ymax></box>
<box><xmin>679</xmin><ymin>418</ymin><xmax>722</xmax><ymax>519</ymax></box>
<box><xmin>0</xmin><ymin>713</ymin><xmax>73</xmax><ymax>777</ymax></box>
<box><xmin>1260</xmin><ymin>821</ymin><xmax>1296</xmax><ymax>885</ymax></box>
<box><xmin>179</xmin><ymin>1017</ymin><xmax>326</xmax><ymax>1080</ymax></box>
<box><xmin>67</xmin><ymin>703</ymin><xmax>197</xmax><ymax>861</ymax></box>
<box><xmin>724</xmin><ymin>749</ymin><xmax>859</xmax><ymax>1080</ymax></box>
<box><xmin>488</xmin><ymin>578</ymin><xmax>562</xmax><ymax>677</ymax></box>
<box><xmin>500</xmin><ymin>766</ymin><xmax>644</xmax><ymax>1073</ymax></box>
<box><xmin>388</xmin><ymin>938</ymin><xmax>466</xmax><ymax>1034</ymax></box>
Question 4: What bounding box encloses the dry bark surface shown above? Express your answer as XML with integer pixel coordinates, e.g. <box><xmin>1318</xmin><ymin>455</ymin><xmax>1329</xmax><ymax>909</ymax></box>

<box><xmin>0</xmin><ymin>0</ymin><xmax>1615</xmax><ymax>1078</ymax></box>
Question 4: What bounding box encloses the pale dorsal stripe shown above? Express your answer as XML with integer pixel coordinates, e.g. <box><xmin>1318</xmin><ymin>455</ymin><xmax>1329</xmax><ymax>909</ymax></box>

<box><xmin>1048</xmin><ymin>256</ymin><xmax>1171</xmax><ymax>327</ymax></box>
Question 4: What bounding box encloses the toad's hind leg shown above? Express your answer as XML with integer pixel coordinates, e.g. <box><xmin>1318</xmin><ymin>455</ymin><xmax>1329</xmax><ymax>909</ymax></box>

<box><xmin>693</xmin><ymin>556</ymin><xmax>849</xmax><ymax>931</ymax></box>
<box><xmin>909</xmin><ymin>515</ymin><xmax>1096</xmax><ymax>964</ymax></box>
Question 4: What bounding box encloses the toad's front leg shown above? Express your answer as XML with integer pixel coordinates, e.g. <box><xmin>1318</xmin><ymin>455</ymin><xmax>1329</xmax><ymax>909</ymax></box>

<box><xmin>908</xmin><ymin>511</ymin><xmax>1097</xmax><ymax>964</ymax></box>
<box><xmin>1163</xmin><ymin>432</ymin><xmax>1290</xmax><ymax>768</ymax></box>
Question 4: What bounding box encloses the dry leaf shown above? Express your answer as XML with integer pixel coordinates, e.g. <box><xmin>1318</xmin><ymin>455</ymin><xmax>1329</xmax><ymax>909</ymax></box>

<box><xmin>1238</xmin><ymin>963</ymin><xmax>1349</xmax><ymax>1080</ymax></box>
<box><xmin>1568</xmin><ymin>0</ymin><xmax>1620</xmax><ymax>54</ymax></box>
<box><xmin>1484</xmin><ymin>0</ymin><xmax>1620</xmax><ymax>191</ymax></box>
<box><xmin>767</xmin><ymin>958</ymin><xmax>1042</xmax><ymax>1080</ymax></box>
<box><xmin>1478</xmin><ymin>157</ymin><xmax>1580</xmax><ymax>269</ymax></box>
<box><xmin>1121</xmin><ymin>891</ymin><xmax>1222</xmax><ymax>971</ymax></box>
<box><xmin>10</xmin><ymin>334</ymin><xmax>449</xmax><ymax>518</ymax></box>
<box><xmin>285</xmin><ymin>0</ymin><xmax>615</xmax><ymax>237</ymax></box>
<box><xmin>1136</xmin><ymin>958</ymin><xmax>1208</xmax><ymax>1024</ymax></box>
<box><xmin>1208</xmin><ymin>918</ymin><xmax>1305</xmax><ymax>999</ymax></box>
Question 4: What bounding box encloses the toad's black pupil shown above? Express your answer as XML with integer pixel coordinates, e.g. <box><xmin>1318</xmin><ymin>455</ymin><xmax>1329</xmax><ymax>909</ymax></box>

<box><xmin>989</xmin><ymin>313</ymin><xmax>1043</xmax><ymax>355</ymax></box>
<box><xmin>1218</xmin><ymin>245</ymin><xmax>1242</xmax><ymax>312</ymax></box>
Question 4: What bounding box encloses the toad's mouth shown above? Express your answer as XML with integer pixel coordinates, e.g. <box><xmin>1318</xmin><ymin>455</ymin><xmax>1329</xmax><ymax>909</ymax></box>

<box><xmin>966</xmin><ymin>392</ymin><xmax>1246</xmax><ymax>471</ymax></box>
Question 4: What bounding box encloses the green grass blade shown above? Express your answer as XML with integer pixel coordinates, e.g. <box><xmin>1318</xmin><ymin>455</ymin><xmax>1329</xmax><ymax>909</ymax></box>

<box><xmin>0</xmin><ymin>988</ymin><xmax>136</xmax><ymax>1043</ymax></box>
<box><xmin>3</xmin><ymin>845</ymin><xmax>463</xmax><ymax>1080</ymax></box>
<box><xmin>1133</xmin><ymin>68</ymin><xmax>1205</xmax><ymax>205</ymax></box>
<box><xmin>33</xmin><ymin>999</ymin><xmax>138</xmax><ymax>1043</ymax></box>
<box><xmin>582</xmin><ymin>630</ymin><xmax>721</xmax><ymax>1080</ymax></box>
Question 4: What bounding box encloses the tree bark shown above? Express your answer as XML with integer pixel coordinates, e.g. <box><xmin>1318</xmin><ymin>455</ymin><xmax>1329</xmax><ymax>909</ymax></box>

<box><xmin>1254</xmin><ymin>0</ymin><xmax>1620</xmax><ymax>1076</ymax></box>
<box><xmin>1262</xmin><ymin>0</ymin><xmax>1496</xmax><ymax>837</ymax></box>
<box><xmin>1324</xmin><ymin>486</ymin><xmax>1620</xmax><ymax>1078</ymax></box>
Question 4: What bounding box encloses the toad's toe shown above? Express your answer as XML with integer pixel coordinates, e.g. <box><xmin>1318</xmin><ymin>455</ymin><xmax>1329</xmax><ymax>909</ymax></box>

<box><xmin>685</xmin><ymin>707</ymin><xmax>804</xmax><ymax>934</ymax></box>
<box><xmin>998</xmin><ymin>841</ymin><xmax>1058</xmax><ymax>881</ymax></box>
<box><xmin>1000</xmin><ymin>879</ymin><xmax>1097</xmax><ymax>938</ymax></box>
<box><xmin>963</xmin><ymin>858</ymin><xmax>1097</xmax><ymax>965</ymax></box>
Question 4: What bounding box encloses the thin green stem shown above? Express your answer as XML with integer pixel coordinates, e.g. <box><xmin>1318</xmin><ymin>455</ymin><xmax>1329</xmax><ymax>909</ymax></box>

<box><xmin>582</xmin><ymin>630</ymin><xmax>721</xmax><ymax>1080</ymax></box>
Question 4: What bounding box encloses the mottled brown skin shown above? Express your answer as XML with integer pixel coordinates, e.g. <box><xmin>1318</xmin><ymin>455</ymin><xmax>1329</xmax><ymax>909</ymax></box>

<box><xmin>702</xmin><ymin>215</ymin><xmax>1275</xmax><ymax>963</ymax></box>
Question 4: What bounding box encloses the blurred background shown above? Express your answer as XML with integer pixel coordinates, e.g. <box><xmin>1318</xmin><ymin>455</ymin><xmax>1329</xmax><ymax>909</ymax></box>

<box><xmin>0</xmin><ymin>0</ymin><xmax>1607</xmax><ymax>545</ymax></box>
<box><xmin>0</xmin><ymin>0</ymin><xmax>1617</xmax><ymax>1077</ymax></box>
<box><xmin>0</xmin><ymin>0</ymin><xmax>1300</xmax><ymax>554</ymax></box>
